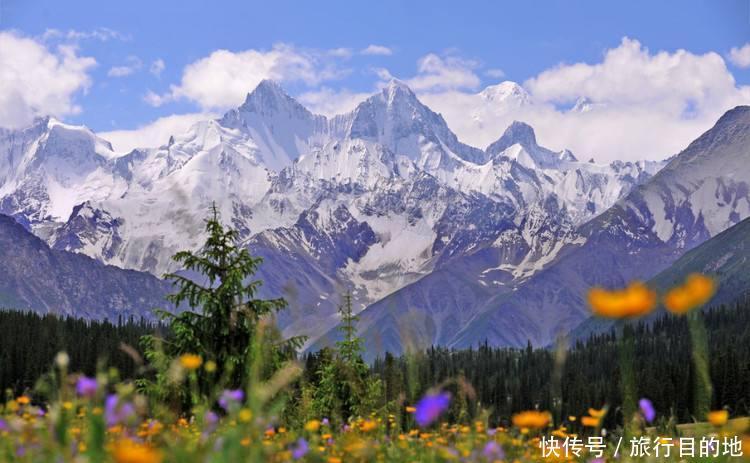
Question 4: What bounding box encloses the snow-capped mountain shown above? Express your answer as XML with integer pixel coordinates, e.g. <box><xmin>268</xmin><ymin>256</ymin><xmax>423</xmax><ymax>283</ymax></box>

<box><xmin>0</xmin><ymin>79</ymin><xmax>668</xmax><ymax>349</ymax></box>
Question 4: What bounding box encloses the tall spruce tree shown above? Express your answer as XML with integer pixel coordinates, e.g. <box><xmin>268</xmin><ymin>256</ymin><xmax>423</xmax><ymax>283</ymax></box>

<box><xmin>146</xmin><ymin>204</ymin><xmax>303</xmax><ymax>390</ymax></box>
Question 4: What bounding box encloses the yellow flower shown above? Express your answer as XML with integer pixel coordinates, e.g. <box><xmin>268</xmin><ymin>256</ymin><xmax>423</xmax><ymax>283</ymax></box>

<box><xmin>305</xmin><ymin>419</ymin><xmax>321</xmax><ymax>432</ymax></box>
<box><xmin>204</xmin><ymin>360</ymin><xmax>217</xmax><ymax>373</ymax></box>
<box><xmin>587</xmin><ymin>407</ymin><xmax>607</xmax><ymax>418</ymax></box>
<box><xmin>111</xmin><ymin>439</ymin><xmax>163</xmax><ymax>463</ymax></box>
<box><xmin>707</xmin><ymin>409</ymin><xmax>728</xmax><ymax>426</ymax></box>
<box><xmin>179</xmin><ymin>354</ymin><xmax>202</xmax><ymax>370</ymax></box>
<box><xmin>16</xmin><ymin>396</ymin><xmax>30</xmax><ymax>405</ymax></box>
<box><xmin>567</xmin><ymin>415</ymin><xmax>576</xmax><ymax>422</ymax></box>
<box><xmin>511</xmin><ymin>410</ymin><xmax>552</xmax><ymax>429</ymax></box>
<box><xmin>328</xmin><ymin>458</ymin><xmax>342</xmax><ymax>463</ymax></box>
<box><xmin>664</xmin><ymin>273</ymin><xmax>716</xmax><ymax>315</ymax></box>
<box><xmin>360</xmin><ymin>419</ymin><xmax>377</xmax><ymax>432</ymax></box>
<box><xmin>405</xmin><ymin>406</ymin><xmax>416</xmax><ymax>413</ymax></box>
<box><xmin>588</xmin><ymin>282</ymin><xmax>657</xmax><ymax>318</ymax></box>
<box><xmin>238</xmin><ymin>408</ymin><xmax>253</xmax><ymax>423</ymax></box>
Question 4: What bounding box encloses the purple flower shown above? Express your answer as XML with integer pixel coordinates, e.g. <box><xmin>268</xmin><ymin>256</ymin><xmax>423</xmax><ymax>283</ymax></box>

<box><xmin>291</xmin><ymin>438</ymin><xmax>309</xmax><ymax>459</ymax></box>
<box><xmin>414</xmin><ymin>391</ymin><xmax>451</xmax><ymax>427</ymax></box>
<box><xmin>483</xmin><ymin>441</ymin><xmax>504</xmax><ymax>459</ymax></box>
<box><xmin>76</xmin><ymin>376</ymin><xmax>98</xmax><ymax>398</ymax></box>
<box><xmin>0</xmin><ymin>419</ymin><xmax>8</xmax><ymax>432</ymax></box>
<box><xmin>105</xmin><ymin>395</ymin><xmax>135</xmax><ymax>427</ymax></box>
<box><xmin>639</xmin><ymin>398</ymin><xmax>656</xmax><ymax>423</ymax></box>
<box><xmin>218</xmin><ymin>389</ymin><xmax>244</xmax><ymax>410</ymax></box>
<box><xmin>321</xmin><ymin>417</ymin><xmax>330</xmax><ymax>426</ymax></box>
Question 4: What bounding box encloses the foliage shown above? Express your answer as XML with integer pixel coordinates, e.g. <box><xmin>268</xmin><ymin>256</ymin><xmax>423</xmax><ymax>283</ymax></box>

<box><xmin>141</xmin><ymin>204</ymin><xmax>304</xmax><ymax>399</ymax></box>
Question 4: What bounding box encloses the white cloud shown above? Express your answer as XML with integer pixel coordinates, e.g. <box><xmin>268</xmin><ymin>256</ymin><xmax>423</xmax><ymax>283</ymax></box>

<box><xmin>419</xmin><ymin>38</ymin><xmax>750</xmax><ymax>162</ymax></box>
<box><xmin>298</xmin><ymin>87</ymin><xmax>372</xmax><ymax>116</ymax></box>
<box><xmin>329</xmin><ymin>48</ymin><xmax>353</xmax><ymax>58</ymax></box>
<box><xmin>361</xmin><ymin>45</ymin><xmax>393</xmax><ymax>56</ymax></box>
<box><xmin>405</xmin><ymin>53</ymin><xmax>480</xmax><ymax>92</ymax></box>
<box><xmin>150</xmin><ymin>58</ymin><xmax>166</xmax><ymax>77</ymax></box>
<box><xmin>41</xmin><ymin>28</ymin><xmax>130</xmax><ymax>43</ymax></box>
<box><xmin>485</xmin><ymin>68</ymin><xmax>505</xmax><ymax>78</ymax></box>
<box><xmin>151</xmin><ymin>43</ymin><xmax>347</xmax><ymax>109</ymax></box>
<box><xmin>0</xmin><ymin>31</ymin><xmax>96</xmax><ymax>128</ymax></box>
<box><xmin>728</xmin><ymin>43</ymin><xmax>750</xmax><ymax>68</ymax></box>
<box><xmin>107</xmin><ymin>56</ymin><xmax>142</xmax><ymax>77</ymax></box>
<box><xmin>100</xmin><ymin>112</ymin><xmax>216</xmax><ymax>152</ymax></box>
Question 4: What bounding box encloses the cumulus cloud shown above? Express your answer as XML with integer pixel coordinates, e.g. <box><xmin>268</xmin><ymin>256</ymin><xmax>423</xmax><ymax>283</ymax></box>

<box><xmin>149</xmin><ymin>44</ymin><xmax>348</xmax><ymax>109</ymax></box>
<box><xmin>150</xmin><ymin>58</ymin><xmax>166</xmax><ymax>77</ymax></box>
<box><xmin>361</xmin><ymin>45</ymin><xmax>393</xmax><ymax>56</ymax></box>
<box><xmin>728</xmin><ymin>43</ymin><xmax>750</xmax><ymax>68</ymax></box>
<box><xmin>420</xmin><ymin>38</ymin><xmax>750</xmax><ymax>162</ymax></box>
<box><xmin>100</xmin><ymin>112</ymin><xmax>216</xmax><ymax>152</ymax></box>
<box><xmin>297</xmin><ymin>87</ymin><xmax>372</xmax><ymax>116</ymax></box>
<box><xmin>108</xmin><ymin>56</ymin><xmax>142</xmax><ymax>77</ymax></box>
<box><xmin>485</xmin><ymin>68</ymin><xmax>505</xmax><ymax>78</ymax></box>
<box><xmin>405</xmin><ymin>54</ymin><xmax>481</xmax><ymax>92</ymax></box>
<box><xmin>0</xmin><ymin>31</ymin><xmax>96</xmax><ymax>128</ymax></box>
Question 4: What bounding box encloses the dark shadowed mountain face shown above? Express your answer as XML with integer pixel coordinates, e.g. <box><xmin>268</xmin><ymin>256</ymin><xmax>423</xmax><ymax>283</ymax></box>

<box><xmin>444</xmin><ymin>106</ymin><xmax>750</xmax><ymax>353</ymax></box>
<box><xmin>570</xmin><ymin>214</ymin><xmax>750</xmax><ymax>342</ymax></box>
<box><xmin>0</xmin><ymin>214</ymin><xmax>170</xmax><ymax>319</ymax></box>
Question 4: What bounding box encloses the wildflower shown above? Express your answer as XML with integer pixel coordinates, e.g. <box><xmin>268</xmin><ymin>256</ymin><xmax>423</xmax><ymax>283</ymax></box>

<box><xmin>511</xmin><ymin>410</ymin><xmax>551</xmax><ymax>429</ymax></box>
<box><xmin>291</xmin><ymin>438</ymin><xmax>309</xmax><ymax>459</ymax></box>
<box><xmin>483</xmin><ymin>441</ymin><xmax>504</xmax><ymax>459</ymax></box>
<box><xmin>707</xmin><ymin>410</ymin><xmax>728</xmax><ymax>426</ymax></box>
<box><xmin>414</xmin><ymin>391</ymin><xmax>451</xmax><ymax>427</ymax></box>
<box><xmin>359</xmin><ymin>419</ymin><xmax>377</xmax><ymax>432</ymax></box>
<box><xmin>304</xmin><ymin>420</ymin><xmax>321</xmax><ymax>432</ymax></box>
<box><xmin>588</xmin><ymin>282</ymin><xmax>657</xmax><ymax>318</ymax></box>
<box><xmin>639</xmin><ymin>398</ymin><xmax>656</xmax><ymax>423</ymax></box>
<box><xmin>588</xmin><ymin>407</ymin><xmax>607</xmax><ymax>418</ymax></box>
<box><xmin>16</xmin><ymin>396</ymin><xmax>30</xmax><ymax>405</ymax></box>
<box><xmin>76</xmin><ymin>376</ymin><xmax>99</xmax><ymax>398</ymax></box>
<box><xmin>105</xmin><ymin>395</ymin><xmax>136</xmax><ymax>427</ymax></box>
<box><xmin>204</xmin><ymin>360</ymin><xmax>217</xmax><ymax>373</ymax></box>
<box><xmin>111</xmin><ymin>439</ymin><xmax>163</xmax><ymax>463</ymax></box>
<box><xmin>405</xmin><ymin>406</ymin><xmax>416</xmax><ymax>413</ymax></box>
<box><xmin>55</xmin><ymin>352</ymin><xmax>70</xmax><ymax>369</ymax></box>
<box><xmin>580</xmin><ymin>416</ymin><xmax>599</xmax><ymax>427</ymax></box>
<box><xmin>179</xmin><ymin>354</ymin><xmax>202</xmax><ymax>370</ymax></box>
<box><xmin>238</xmin><ymin>408</ymin><xmax>252</xmax><ymax>423</ymax></box>
<box><xmin>664</xmin><ymin>273</ymin><xmax>716</xmax><ymax>315</ymax></box>
<box><xmin>218</xmin><ymin>389</ymin><xmax>244</xmax><ymax>410</ymax></box>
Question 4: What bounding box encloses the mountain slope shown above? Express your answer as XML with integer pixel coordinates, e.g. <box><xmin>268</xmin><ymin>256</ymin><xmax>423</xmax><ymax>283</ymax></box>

<box><xmin>449</xmin><ymin>106</ymin><xmax>750</xmax><ymax>350</ymax></box>
<box><xmin>0</xmin><ymin>214</ymin><xmax>170</xmax><ymax>319</ymax></box>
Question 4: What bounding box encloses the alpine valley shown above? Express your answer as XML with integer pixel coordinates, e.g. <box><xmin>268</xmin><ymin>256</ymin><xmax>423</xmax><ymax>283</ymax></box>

<box><xmin>1</xmin><ymin>79</ymin><xmax>748</xmax><ymax>358</ymax></box>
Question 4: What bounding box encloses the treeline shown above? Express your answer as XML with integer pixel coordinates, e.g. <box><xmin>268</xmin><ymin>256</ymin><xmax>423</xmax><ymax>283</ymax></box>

<box><xmin>0</xmin><ymin>310</ymin><xmax>158</xmax><ymax>393</ymax></box>
<box><xmin>2</xmin><ymin>302</ymin><xmax>749</xmax><ymax>426</ymax></box>
<box><xmin>368</xmin><ymin>302</ymin><xmax>750</xmax><ymax>427</ymax></box>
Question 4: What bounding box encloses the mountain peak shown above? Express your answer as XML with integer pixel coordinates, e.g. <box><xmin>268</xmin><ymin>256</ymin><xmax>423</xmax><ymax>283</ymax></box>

<box><xmin>479</xmin><ymin>81</ymin><xmax>530</xmax><ymax>105</ymax></box>
<box><xmin>487</xmin><ymin>121</ymin><xmax>537</xmax><ymax>153</ymax></box>
<box><xmin>237</xmin><ymin>79</ymin><xmax>311</xmax><ymax>117</ymax></box>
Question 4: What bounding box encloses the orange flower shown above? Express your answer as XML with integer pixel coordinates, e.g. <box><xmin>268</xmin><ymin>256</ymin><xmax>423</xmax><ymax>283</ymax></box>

<box><xmin>111</xmin><ymin>439</ymin><xmax>163</xmax><ymax>463</ymax></box>
<box><xmin>16</xmin><ymin>396</ymin><xmax>30</xmax><ymax>405</ymax></box>
<box><xmin>664</xmin><ymin>273</ymin><xmax>716</xmax><ymax>315</ymax></box>
<box><xmin>581</xmin><ymin>416</ymin><xmax>601</xmax><ymax>427</ymax></box>
<box><xmin>588</xmin><ymin>282</ymin><xmax>657</xmax><ymax>318</ymax></box>
<box><xmin>179</xmin><ymin>354</ymin><xmax>202</xmax><ymax>370</ymax></box>
<box><xmin>587</xmin><ymin>407</ymin><xmax>607</xmax><ymax>418</ymax></box>
<box><xmin>707</xmin><ymin>409</ymin><xmax>728</xmax><ymax>426</ymax></box>
<box><xmin>512</xmin><ymin>410</ymin><xmax>551</xmax><ymax>429</ymax></box>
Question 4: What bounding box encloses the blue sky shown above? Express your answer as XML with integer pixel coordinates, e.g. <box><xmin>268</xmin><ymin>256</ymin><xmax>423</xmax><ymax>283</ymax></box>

<box><xmin>2</xmin><ymin>0</ymin><xmax>750</xmax><ymax>161</ymax></box>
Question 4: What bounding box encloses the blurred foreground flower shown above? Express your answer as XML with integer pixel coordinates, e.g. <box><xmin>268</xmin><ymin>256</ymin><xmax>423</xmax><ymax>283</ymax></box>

<box><xmin>639</xmin><ymin>398</ymin><xmax>655</xmax><ymax>423</ymax></box>
<box><xmin>218</xmin><ymin>389</ymin><xmax>244</xmax><ymax>410</ymax></box>
<box><xmin>179</xmin><ymin>354</ymin><xmax>202</xmax><ymax>370</ymax></box>
<box><xmin>76</xmin><ymin>375</ymin><xmax>99</xmax><ymax>398</ymax></box>
<box><xmin>588</xmin><ymin>282</ymin><xmax>656</xmax><ymax>318</ymax></box>
<box><xmin>511</xmin><ymin>410</ymin><xmax>551</xmax><ymax>429</ymax></box>
<box><xmin>707</xmin><ymin>409</ymin><xmax>728</xmax><ymax>426</ymax></box>
<box><xmin>664</xmin><ymin>273</ymin><xmax>716</xmax><ymax>315</ymax></box>
<box><xmin>412</xmin><ymin>391</ymin><xmax>451</xmax><ymax>427</ymax></box>
<box><xmin>111</xmin><ymin>439</ymin><xmax>163</xmax><ymax>463</ymax></box>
